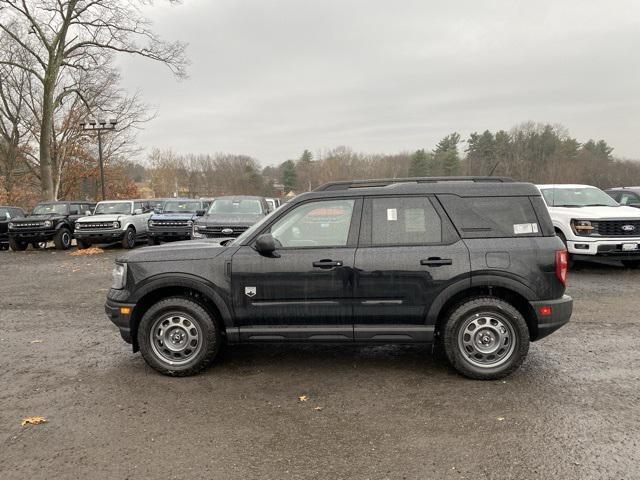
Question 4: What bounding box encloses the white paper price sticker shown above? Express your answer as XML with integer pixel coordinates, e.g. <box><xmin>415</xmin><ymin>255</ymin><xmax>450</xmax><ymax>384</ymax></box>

<box><xmin>387</xmin><ymin>208</ymin><xmax>397</xmax><ymax>221</ymax></box>
<box><xmin>513</xmin><ymin>223</ymin><xmax>539</xmax><ymax>235</ymax></box>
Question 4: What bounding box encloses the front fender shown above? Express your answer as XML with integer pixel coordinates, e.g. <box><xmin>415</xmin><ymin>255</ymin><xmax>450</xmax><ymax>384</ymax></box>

<box><xmin>130</xmin><ymin>272</ymin><xmax>233</xmax><ymax>328</ymax></box>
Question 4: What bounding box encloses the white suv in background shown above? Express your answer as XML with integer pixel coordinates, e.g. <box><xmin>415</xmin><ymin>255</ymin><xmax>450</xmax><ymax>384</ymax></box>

<box><xmin>74</xmin><ymin>200</ymin><xmax>152</xmax><ymax>249</ymax></box>
<box><xmin>538</xmin><ymin>184</ymin><xmax>640</xmax><ymax>267</ymax></box>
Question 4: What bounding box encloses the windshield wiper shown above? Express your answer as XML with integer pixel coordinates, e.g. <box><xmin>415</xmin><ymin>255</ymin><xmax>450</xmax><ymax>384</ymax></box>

<box><xmin>554</xmin><ymin>204</ymin><xmax>584</xmax><ymax>208</ymax></box>
<box><xmin>583</xmin><ymin>204</ymin><xmax>615</xmax><ymax>207</ymax></box>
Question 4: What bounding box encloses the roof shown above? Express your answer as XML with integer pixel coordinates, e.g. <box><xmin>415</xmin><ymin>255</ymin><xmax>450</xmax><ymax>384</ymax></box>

<box><xmin>606</xmin><ymin>186</ymin><xmax>640</xmax><ymax>191</ymax></box>
<box><xmin>213</xmin><ymin>195</ymin><xmax>265</xmax><ymax>200</ymax></box>
<box><xmin>37</xmin><ymin>200</ymin><xmax>94</xmax><ymax>204</ymax></box>
<box><xmin>293</xmin><ymin>178</ymin><xmax>540</xmax><ymax>199</ymax></box>
<box><xmin>95</xmin><ymin>199</ymin><xmax>150</xmax><ymax>203</ymax></box>
<box><xmin>537</xmin><ymin>184</ymin><xmax>596</xmax><ymax>189</ymax></box>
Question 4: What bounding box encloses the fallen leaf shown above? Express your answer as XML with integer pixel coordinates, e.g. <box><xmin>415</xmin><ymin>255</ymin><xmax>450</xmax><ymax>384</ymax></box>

<box><xmin>69</xmin><ymin>247</ymin><xmax>104</xmax><ymax>256</ymax></box>
<box><xmin>497</xmin><ymin>417</ymin><xmax>505</xmax><ymax>421</ymax></box>
<box><xmin>313</xmin><ymin>406</ymin><xmax>323</xmax><ymax>411</ymax></box>
<box><xmin>298</xmin><ymin>395</ymin><xmax>309</xmax><ymax>402</ymax></box>
<box><xmin>29</xmin><ymin>340</ymin><xmax>43</xmax><ymax>344</ymax></box>
<box><xmin>21</xmin><ymin>416</ymin><xmax>47</xmax><ymax>426</ymax></box>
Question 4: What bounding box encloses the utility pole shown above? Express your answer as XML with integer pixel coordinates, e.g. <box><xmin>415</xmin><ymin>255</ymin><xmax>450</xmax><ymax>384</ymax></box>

<box><xmin>80</xmin><ymin>119</ymin><xmax>117</xmax><ymax>200</ymax></box>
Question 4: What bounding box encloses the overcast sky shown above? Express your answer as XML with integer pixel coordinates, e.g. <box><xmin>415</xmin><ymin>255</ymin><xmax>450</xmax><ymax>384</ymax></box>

<box><xmin>118</xmin><ymin>0</ymin><xmax>640</xmax><ymax>165</ymax></box>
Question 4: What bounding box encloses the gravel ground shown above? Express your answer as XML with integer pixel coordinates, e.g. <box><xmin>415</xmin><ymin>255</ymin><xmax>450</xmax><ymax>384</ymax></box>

<box><xmin>1</xmin><ymin>246</ymin><xmax>639</xmax><ymax>480</ymax></box>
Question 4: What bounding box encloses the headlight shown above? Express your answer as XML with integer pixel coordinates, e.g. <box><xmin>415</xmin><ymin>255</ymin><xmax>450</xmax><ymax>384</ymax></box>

<box><xmin>148</xmin><ymin>220</ymin><xmax>154</xmax><ymax>226</ymax></box>
<box><xmin>8</xmin><ymin>222</ymin><xmax>14</xmax><ymax>229</ymax></box>
<box><xmin>187</xmin><ymin>220</ymin><xmax>193</xmax><ymax>227</ymax></box>
<box><xmin>192</xmin><ymin>224</ymin><xmax>204</xmax><ymax>238</ymax></box>
<box><xmin>43</xmin><ymin>220</ymin><xmax>52</xmax><ymax>228</ymax></box>
<box><xmin>111</xmin><ymin>263</ymin><xmax>127</xmax><ymax>290</ymax></box>
<box><xmin>571</xmin><ymin>219</ymin><xmax>595</xmax><ymax>236</ymax></box>
<box><xmin>112</xmin><ymin>221</ymin><xmax>120</xmax><ymax>229</ymax></box>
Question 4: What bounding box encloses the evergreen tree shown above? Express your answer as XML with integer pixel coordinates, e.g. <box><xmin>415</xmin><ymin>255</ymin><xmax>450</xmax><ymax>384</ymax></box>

<box><xmin>408</xmin><ymin>149</ymin><xmax>430</xmax><ymax>177</ymax></box>
<box><xmin>281</xmin><ymin>160</ymin><xmax>297</xmax><ymax>191</ymax></box>
<box><xmin>434</xmin><ymin>133</ymin><xmax>461</xmax><ymax>175</ymax></box>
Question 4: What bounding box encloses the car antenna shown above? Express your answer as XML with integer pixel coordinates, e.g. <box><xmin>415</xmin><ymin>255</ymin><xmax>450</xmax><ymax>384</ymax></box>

<box><xmin>488</xmin><ymin>160</ymin><xmax>500</xmax><ymax>176</ymax></box>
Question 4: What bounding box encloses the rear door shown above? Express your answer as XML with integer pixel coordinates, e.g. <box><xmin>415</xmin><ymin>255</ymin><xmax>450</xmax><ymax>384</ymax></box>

<box><xmin>353</xmin><ymin>195</ymin><xmax>470</xmax><ymax>341</ymax></box>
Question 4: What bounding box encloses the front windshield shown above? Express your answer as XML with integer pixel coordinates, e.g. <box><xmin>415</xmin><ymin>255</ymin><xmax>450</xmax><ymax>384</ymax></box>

<box><xmin>162</xmin><ymin>201</ymin><xmax>201</xmax><ymax>213</ymax></box>
<box><xmin>541</xmin><ymin>187</ymin><xmax>619</xmax><ymax>207</ymax></box>
<box><xmin>94</xmin><ymin>202</ymin><xmax>132</xmax><ymax>215</ymax></box>
<box><xmin>230</xmin><ymin>208</ymin><xmax>280</xmax><ymax>246</ymax></box>
<box><xmin>208</xmin><ymin>198</ymin><xmax>263</xmax><ymax>215</ymax></box>
<box><xmin>33</xmin><ymin>203</ymin><xmax>68</xmax><ymax>215</ymax></box>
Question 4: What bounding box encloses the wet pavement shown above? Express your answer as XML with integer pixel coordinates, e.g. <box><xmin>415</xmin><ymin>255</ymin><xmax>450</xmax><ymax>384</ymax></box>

<box><xmin>1</xmin><ymin>247</ymin><xmax>638</xmax><ymax>479</ymax></box>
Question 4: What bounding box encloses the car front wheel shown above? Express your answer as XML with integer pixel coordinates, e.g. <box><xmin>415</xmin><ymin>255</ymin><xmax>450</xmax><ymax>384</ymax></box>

<box><xmin>443</xmin><ymin>297</ymin><xmax>529</xmax><ymax>380</ymax></box>
<box><xmin>54</xmin><ymin>228</ymin><xmax>72</xmax><ymax>250</ymax></box>
<box><xmin>137</xmin><ymin>297</ymin><xmax>222</xmax><ymax>376</ymax></box>
<box><xmin>121</xmin><ymin>227</ymin><xmax>136</xmax><ymax>249</ymax></box>
<box><xmin>9</xmin><ymin>238</ymin><xmax>28</xmax><ymax>251</ymax></box>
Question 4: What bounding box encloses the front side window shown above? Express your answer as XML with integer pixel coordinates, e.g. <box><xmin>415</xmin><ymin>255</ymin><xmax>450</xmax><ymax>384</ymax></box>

<box><xmin>33</xmin><ymin>203</ymin><xmax>68</xmax><ymax>215</ymax></box>
<box><xmin>208</xmin><ymin>198</ymin><xmax>263</xmax><ymax>215</ymax></box>
<box><xmin>163</xmin><ymin>201</ymin><xmax>201</xmax><ymax>213</ymax></box>
<box><xmin>269</xmin><ymin>199</ymin><xmax>355</xmax><ymax>248</ymax></box>
<box><xmin>540</xmin><ymin>187</ymin><xmax>618</xmax><ymax>207</ymax></box>
<box><xmin>371</xmin><ymin>197</ymin><xmax>442</xmax><ymax>246</ymax></box>
<box><xmin>94</xmin><ymin>202</ymin><xmax>132</xmax><ymax>215</ymax></box>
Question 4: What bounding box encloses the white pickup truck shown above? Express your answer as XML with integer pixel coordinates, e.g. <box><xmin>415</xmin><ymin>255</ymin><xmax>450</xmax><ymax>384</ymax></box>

<box><xmin>538</xmin><ymin>184</ymin><xmax>640</xmax><ymax>267</ymax></box>
<box><xmin>74</xmin><ymin>200</ymin><xmax>152</xmax><ymax>249</ymax></box>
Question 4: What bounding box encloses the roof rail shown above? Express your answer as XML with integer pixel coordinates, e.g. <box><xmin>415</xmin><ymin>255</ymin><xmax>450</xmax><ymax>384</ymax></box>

<box><xmin>314</xmin><ymin>176</ymin><xmax>514</xmax><ymax>191</ymax></box>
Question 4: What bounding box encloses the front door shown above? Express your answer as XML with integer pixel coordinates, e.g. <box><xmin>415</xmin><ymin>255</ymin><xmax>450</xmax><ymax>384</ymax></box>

<box><xmin>353</xmin><ymin>195</ymin><xmax>470</xmax><ymax>341</ymax></box>
<box><xmin>231</xmin><ymin>198</ymin><xmax>362</xmax><ymax>342</ymax></box>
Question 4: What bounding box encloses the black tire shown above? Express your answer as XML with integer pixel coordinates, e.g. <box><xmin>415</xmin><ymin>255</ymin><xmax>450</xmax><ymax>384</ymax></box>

<box><xmin>121</xmin><ymin>227</ymin><xmax>136</xmax><ymax>249</ymax></box>
<box><xmin>442</xmin><ymin>297</ymin><xmax>530</xmax><ymax>380</ymax></box>
<box><xmin>9</xmin><ymin>237</ymin><xmax>28</xmax><ymax>251</ymax></box>
<box><xmin>556</xmin><ymin>231</ymin><xmax>574</xmax><ymax>269</ymax></box>
<box><xmin>148</xmin><ymin>237</ymin><xmax>160</xmax><ymax>246</ymax></box>
<box><xmin>77</xmin><ymin>239</ymin><xmax>92</xmax><ymax>250</ymax></box>
<box><xmin>137</xmin><ymin>296</ymin><xmax>222</xmax><ymax>376</ymax></box>
<box><xmin>53</xmin><ymin>228</ymin><xmax>72</xmax><ymax>250</ymax></box>
<box><xmin>622</xmin><ymin>260</ymin><xmax>640</xmax><ymax>268</ymax></box>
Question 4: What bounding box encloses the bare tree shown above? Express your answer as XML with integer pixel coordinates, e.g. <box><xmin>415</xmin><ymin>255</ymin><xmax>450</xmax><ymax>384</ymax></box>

<box><xmin>0</xmin><ymin>0</ymin><xmax>187</xmax><ymax>200</ymax></box>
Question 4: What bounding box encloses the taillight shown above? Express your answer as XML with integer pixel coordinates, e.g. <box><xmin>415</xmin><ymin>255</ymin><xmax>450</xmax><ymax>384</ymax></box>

<box><xmin>555</xmin><ymin>250</ymin><xmax>568</xmax><ymax>285</ymax></box>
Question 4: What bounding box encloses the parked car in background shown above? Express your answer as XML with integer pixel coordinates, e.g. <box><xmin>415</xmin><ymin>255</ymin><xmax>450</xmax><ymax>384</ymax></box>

<box><xmin>107</xmin><ymin>177</ymin><xmax>571</xmax><ymax>380</ymax></box>
<box><xmin>148</xmin><ymin>199</ymin><xmax>206</xmax><ymax>245</ymax></box>
<box><xmin>75</xmin><ymin>200</ymin><xmax>152</xmax><ymax>249</ymax></box>
<box><xmin>199</xmin><ymin>197</ymin><xmax>215</xmax><ymax>210</ymax></box>
<box><xmin>191</xmin><ymin>195</ymin><xmax>270</xmax><ymax>239</ymax></box>
<box><xmin>265</xmin><ymin>197</ymin><xmax>281</xmax><ymax>212</ymax></box>
<box><xmin>605</xmin><ymin>187</ymin><xmax>640</xmax><ymax>208</ymax></box>
<box><xmin>8</xmin><ymin>201</ymin><xmax>94</xmax><ymax>251</ymax></box>
<box><xmin>538</xmin><ymin>184</ymin><xmax>640</xmax><ymax>267</ymax></box>
<box><xmin>0</xmin><ymin>206</ymin><xmax>25</xmax><ymax>250</ymax></box>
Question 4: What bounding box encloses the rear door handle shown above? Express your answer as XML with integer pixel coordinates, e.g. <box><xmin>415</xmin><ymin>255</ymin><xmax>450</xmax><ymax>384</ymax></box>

<box><xmin>420</xmin><ymin>257</ymin><xmax>452</xmax><ymax>267</ymax></box>
<box><xmin>313</xmin><ymin>259</ymin><xmax>343</xmax><ymax>269</ymax></box>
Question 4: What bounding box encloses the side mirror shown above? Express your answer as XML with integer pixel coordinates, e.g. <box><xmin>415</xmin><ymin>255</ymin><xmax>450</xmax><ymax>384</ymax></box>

<box><xmin>133</xmin><ymin>208</ymin><xmax>143</xmax><ymax>215</ymax></box>
<box><xmin>196</xmin><ymin>209</ymin><xmax>206</xmax><ymax>216</ymax></box>
<box><xmin>255</xmin><ymin>234</ymin><xmax>279</xmax><ymax>257</ymax></box>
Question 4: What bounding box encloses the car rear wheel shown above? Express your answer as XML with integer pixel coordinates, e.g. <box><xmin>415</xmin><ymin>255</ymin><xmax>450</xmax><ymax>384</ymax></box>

<box><xmin>9</xmin><ymin>238</ymin><xmax>28</xmax><ymax>251</ymax></box>
<box><xmin>443</xmin><ymin>297</ymin><xmax>529</xmax><ymax>380</ymax></box>
<box><xmin>54</xmin><ymin>228</ymin><xmax>72</xmax><ymax>250</ymax></box>
<box><xmin>138</xmin><ymin>297</ymin><xmax>222</xmax><ymax>376</ymax></box>
<box><xmin>121</xmin><ymin>227</ymin><xmax>136</xmax><ymax>249</ymax></box>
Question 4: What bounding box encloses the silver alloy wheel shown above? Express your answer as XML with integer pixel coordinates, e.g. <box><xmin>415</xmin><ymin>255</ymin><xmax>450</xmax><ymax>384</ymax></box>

<box><xmin>150</xmin><ymin>312</ymin><xmax>202</xmax><ymax>365</ymax></box>
<box><xmin>62</xmin><ymin>231</ymin><xmax>70</xmax><ymax>247</ymax></box>
<box><xmin>127</xmin><ymin>229</ymin><xmax>134</xmax><ymax>247</ymax></box>
<box><xmin>458</xmin><ymin>313</ymin><xmax>517</xmax><ymax>368</ymax></box>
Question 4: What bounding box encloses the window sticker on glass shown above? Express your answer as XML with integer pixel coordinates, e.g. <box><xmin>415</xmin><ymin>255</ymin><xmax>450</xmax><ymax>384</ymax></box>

<box><xmin>513</xmin><ymin>223</ymin><xmax>539</xmax><ymax>234</ymax></box>
<box><xmin>387</xmin><ymin>208</ymin><xmax>397</xmax><ymax>221</ymax></box>
<box><xmin>405</xmin><ymin>208</ymin><xmax>426</xmax><ymax>232</ymax></box>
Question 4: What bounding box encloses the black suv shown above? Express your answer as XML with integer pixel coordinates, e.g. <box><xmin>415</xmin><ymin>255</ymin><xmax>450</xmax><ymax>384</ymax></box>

<box><xmin>9</xmin><ymin>201</ymin><xmax>95</xmax><ymax>250</ymax></box>
<box><xmin>148</xmin><ymin>199</ymin><xmax>207</xmax><ymax>245</ymax></box>
<box><xmin>105</xmin><ymin>177</ymin><xmax>572</xmax><ymax>380</ymax></box>
<box><xmin>191</xmin><ymin>195</ymin><xmax>269</xmax><ymax>239</ymax></box>
<box><xmin>0</xmin><ymin>206</ymin><xmax>26</xmax><ymax>250</ymax></box>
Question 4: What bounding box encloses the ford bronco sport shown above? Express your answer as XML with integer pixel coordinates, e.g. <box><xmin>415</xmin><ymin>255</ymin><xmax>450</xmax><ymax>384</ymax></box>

<box><xmin>106</xmin><ymin>177</ymin><xmax>572</xmax><ymax>380</ymax></box>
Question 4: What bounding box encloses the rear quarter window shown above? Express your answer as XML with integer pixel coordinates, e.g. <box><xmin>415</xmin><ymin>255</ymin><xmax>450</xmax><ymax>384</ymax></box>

<box><xmin>438</xmin><ymin>195</ymin><xmax>546</xmax><ymax>238</ymax></box>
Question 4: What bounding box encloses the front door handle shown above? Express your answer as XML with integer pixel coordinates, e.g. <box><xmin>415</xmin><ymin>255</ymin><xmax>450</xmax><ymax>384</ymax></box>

<box><xmin>313</xmin><ymin>259</ymin><xmax>343</xmax><ymax>269</ymax></box>
<box><xmin>420</xmin><ymin>257</ymin><xmax>452</xmax><ymax>267</ymax></box>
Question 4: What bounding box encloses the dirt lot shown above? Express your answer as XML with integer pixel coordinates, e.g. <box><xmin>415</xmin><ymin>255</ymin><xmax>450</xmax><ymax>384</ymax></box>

<box><xmin>1</xmin><ymin>247</ymin><xmax>639</xmax><ymax>480</ymax></box>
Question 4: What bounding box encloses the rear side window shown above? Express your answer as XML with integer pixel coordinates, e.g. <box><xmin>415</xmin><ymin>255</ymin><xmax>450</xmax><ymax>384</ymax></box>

<box><xmin>439</xmin><ymin>195</ymin><xmax>542</xmax><ymax>238</ymax></box>
<box><xmin>371</xmin><ymin>196</ymin><xmax>442</xmax><ymax>245</ymax></box>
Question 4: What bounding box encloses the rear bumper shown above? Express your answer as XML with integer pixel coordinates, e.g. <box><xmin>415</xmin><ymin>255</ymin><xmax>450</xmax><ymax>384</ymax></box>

<box><xmin>105</xmin><ymin>298</ymin><xmax>136</xmax><ymax>344</ymax></box>
<box><xmin>530</xmin><ymin>295</ymin><xmax>572</xmax><ymax>340</ymax></box>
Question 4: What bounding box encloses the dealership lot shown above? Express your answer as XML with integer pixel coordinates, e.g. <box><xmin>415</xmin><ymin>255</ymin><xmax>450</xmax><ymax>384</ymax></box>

<box><xmin>1</xmin><ymin>248</ymin><xmax>639</xmax><ymax>479</ymax></box>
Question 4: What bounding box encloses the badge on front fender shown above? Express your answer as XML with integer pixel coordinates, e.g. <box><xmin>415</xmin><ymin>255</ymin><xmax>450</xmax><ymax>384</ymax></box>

<box><xmin>245</xmin><ymin>286</ymin><xmax>257</xmax><ymax>297</ymax></box>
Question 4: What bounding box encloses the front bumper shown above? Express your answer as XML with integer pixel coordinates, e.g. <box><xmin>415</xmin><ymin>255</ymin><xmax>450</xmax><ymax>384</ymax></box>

<box><xmin>105</xmin><ymin>297</ymin><xmax>136</xmax><ymax>345</ymax></box>
<box><xmin>75</xmin><ymin>229</ymin><xmax>125</xmax><ymax>243</ymax></box>
<box><xmin>148</xmin><ymin>228</ymin><xmax>191</xmax><ymax>241</ymax></box>
<box><xmin>567</xmin><ymin>238</ymin><xmax>640</xmax><ymax>258</ymax></box>
<box><xmin>9</xmin><ymin>230</ymin><xmax>57</xmax><ymax>242</ymax></box>
<box><xmin>530</xmin><ymin>295</ymin><xmax>572</xmax><ymax>340</ymax></box>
